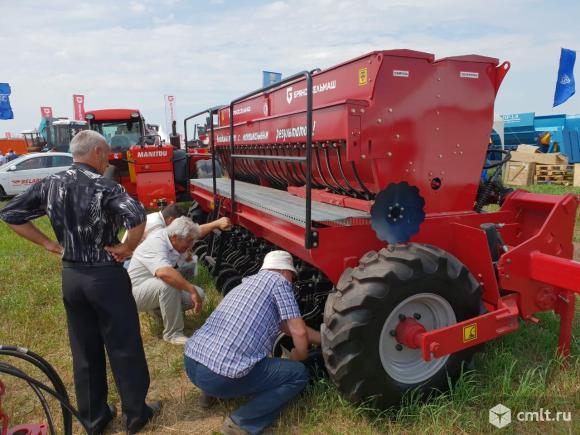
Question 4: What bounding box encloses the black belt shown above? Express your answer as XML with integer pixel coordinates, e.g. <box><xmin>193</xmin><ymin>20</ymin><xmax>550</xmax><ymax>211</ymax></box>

<box><xmin>62</xmin><ymin>260</ymin><xmax>122</xmax><ymax>268</ymax></box>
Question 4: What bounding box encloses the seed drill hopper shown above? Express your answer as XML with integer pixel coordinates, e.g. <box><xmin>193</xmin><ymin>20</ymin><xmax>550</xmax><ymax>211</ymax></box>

<box><xmin>188</xmin><ymin>49</ymin><xmax>580</xmax><ymax>407</ymax></box>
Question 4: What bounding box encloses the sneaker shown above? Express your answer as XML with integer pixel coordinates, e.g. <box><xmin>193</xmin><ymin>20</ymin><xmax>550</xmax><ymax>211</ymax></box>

<box><xmin>221</xmin><ymin>416</ymin><xmax>249</xmax><ymax>435</ymax></box>
<box><xmin>164</xmin><ymin>334</ymin><xmax>189</xmax><ymax>345</ymax></box>
<box><xmin>125</xmin><ymin>401</ymin><xmax>162</xmax><ymax>434</ymax></box>
<box><xmin>198</xmin><ymin>391</ymin><xmax>217</xmax><ymax>410</ymax></box>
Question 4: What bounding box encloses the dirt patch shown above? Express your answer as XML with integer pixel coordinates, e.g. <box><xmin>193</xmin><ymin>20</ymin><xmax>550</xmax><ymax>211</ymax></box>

<box><xmin>574</xmin><ymin>242</ymin><xmax>580</xmax><ymax>261</ymax></box>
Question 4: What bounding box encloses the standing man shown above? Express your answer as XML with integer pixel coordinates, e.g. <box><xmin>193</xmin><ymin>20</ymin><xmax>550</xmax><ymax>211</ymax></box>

<box><xmin>184</xmin><ymin>251</ymin><xmax>321</xmax><ymax>435</ymax></box>
<box><xmin>0</xmin><ymin>130</ymin><xmax>159</xmax><ymax>434</ymax></box>
<box><xmin>0</xmin><ymin>150</ymin><xmax>6</xmax><ymax>166</ymax></box>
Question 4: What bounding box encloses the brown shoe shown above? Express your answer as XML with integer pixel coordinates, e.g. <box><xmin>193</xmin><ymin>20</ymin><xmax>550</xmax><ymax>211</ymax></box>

<box><xmin>221</xmin><ymin>416</ymin><xmax>249</xmax><ymax>435</ymax></box>
<box><xmin>199</xmin><ymin>391</ymin><xmax>217</xmax><ymax>409</ymax></box>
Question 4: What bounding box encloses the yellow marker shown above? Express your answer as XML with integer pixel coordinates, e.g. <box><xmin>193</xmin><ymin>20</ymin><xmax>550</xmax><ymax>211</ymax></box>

<box><xmin>463</xmin><ymin>323</ymin><xmax>477</xmax><ymax>342</ymax></box>
<box><xmin>359</xmin><ymin>67</ymin><xmax>368</xmax><ymax>86</ymax></box>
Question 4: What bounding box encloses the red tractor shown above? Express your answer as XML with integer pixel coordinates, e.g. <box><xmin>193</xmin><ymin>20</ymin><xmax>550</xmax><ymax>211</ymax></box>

<box><xmin>189</xmin><ymin>50</ymin><xmax>580</xmax><ymax>408</ymax></box>
<box><xmin>84</xmin><ymin>109</ymin><xmax>192</xmax><ymax>208</ymax></box>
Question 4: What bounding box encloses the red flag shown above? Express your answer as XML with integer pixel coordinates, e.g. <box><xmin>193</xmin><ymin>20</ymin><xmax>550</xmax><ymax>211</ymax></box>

<box><xmin>40</xmin><ymin>106</ymin><xmax>53</xmax><ymax>118</ymax></box>
<box><xmin>73</xmin><ymin>94</ymin><xmax>85</xmax><ymax>120</ymax></box>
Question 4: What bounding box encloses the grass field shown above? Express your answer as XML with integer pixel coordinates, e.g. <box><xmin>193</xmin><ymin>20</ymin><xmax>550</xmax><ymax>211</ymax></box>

<box><xmin>0</xmin><ymin>184</ymin><xmax>579</xmax><ymax>434</ymax></box>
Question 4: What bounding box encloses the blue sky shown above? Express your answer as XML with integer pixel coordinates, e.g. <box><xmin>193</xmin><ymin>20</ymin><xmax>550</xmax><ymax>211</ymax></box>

<box><xmin>1</xmin><ymin>0</ymin><xmax>579</xmax><ymax>136</ymax></box>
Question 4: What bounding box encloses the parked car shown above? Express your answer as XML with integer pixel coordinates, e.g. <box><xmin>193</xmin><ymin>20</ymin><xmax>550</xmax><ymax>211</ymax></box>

<box><xmin>0</xmin><ymin>152</ymin><xmax>73</xmax><ymax>198</ymax></box>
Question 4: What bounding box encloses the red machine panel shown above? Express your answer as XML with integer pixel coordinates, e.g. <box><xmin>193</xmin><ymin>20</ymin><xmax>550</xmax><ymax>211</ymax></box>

<box><xmin>212</xmin><ymin>50</ymin><xmax>507</xmax><ymax>214</ymax></box>
<box><xmin>128</xmin><ymin>145</ymin><xmax>176</xmax><ymax>208</ymax></box>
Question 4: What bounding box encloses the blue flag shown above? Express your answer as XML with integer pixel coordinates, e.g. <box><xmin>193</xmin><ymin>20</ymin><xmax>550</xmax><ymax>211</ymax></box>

<box><xmin>0</xmin><ymin>83</ymin><xmax>14</xmax><ymax>120</ymax></box>
<box><xmin>553</xmin><ymin>48</ymin><xmax>576</xmax><ymax>107</ymax></box>
<box><xmin>262</xmin><ymin>71</ymin><xmax>282</xmax><ymax>87</ymax></box>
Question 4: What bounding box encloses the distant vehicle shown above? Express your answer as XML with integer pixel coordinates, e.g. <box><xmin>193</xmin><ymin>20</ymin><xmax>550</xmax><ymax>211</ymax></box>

<box><xmin>0</xmin><ymin>138</ymin><xmax>29</xmax><ymax>155</ymax></box>
<box><xmin>41</xmin><ymin>119</ymin><xmax>87</xmax><ymax>152</ymax></box>
<box><xmin>0</xmin><ymin>152</ymin><xmax>73</xmax><ymax>198</ymax></box>
<box><xmin>85</xmin><ymin>109</ymin><xmax>192</xmax><ymax>208</ymax></box>
<box><xmin>20</xmin><ymin>130</ymin><xmax>46</xmax><ymax>153</ymax></box>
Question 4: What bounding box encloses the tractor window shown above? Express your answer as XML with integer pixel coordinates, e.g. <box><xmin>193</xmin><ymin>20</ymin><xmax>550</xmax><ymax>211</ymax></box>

<box><xmin>92</xmin><ymin>120</ymin><xmax>142</xmax><ymax>152</ymax></box>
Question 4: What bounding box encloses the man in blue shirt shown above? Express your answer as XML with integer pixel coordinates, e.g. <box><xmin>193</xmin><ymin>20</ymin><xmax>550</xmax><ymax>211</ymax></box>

<box><xmin>184</xmin><ymin>251</ymin><xmax>320</xmax><ymax>435</ymax></box>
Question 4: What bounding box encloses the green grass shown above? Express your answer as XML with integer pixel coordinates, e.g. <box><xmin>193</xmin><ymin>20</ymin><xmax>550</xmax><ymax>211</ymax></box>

<box><xmin>1</xmin><ymin>189</ymin><xmax>579</xmax><ymax>434</ymax></box>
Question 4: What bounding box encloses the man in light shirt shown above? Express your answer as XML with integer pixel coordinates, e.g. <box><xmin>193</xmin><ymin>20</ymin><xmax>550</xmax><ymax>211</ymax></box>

<box><xmin>128</xmin><ymin>216</ymin><xmax>230</xmax><ymax>344</ymax></box>
<box><xmin>123</xmin><ymin>203</ymin><xmax>230</xmax><ymax>276</ymax></box>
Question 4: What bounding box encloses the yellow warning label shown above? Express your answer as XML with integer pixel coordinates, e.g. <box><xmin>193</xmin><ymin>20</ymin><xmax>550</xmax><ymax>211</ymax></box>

<box><xmin>358</xmin><ymin>67</ymin><xmax>368</xmax><ymax>86</ymax></box>
<box><xmin>463</xmin><ymin>323</ymin><xmax>477</xmax><ymax>342</ymax></box>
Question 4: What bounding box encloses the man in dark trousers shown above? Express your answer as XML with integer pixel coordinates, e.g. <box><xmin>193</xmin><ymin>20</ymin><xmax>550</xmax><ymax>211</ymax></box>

<box><xmin>0</xmin><ymin>130</ymin><xmax>159</xmax><ymax>434</ymax></box>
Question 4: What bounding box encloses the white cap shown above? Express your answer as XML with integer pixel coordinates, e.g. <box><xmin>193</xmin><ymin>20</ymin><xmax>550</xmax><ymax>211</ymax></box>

<box><xmin>260</xmin><ymin>250</ymin><xmax>297</xmax><ymax>275</ymax></box>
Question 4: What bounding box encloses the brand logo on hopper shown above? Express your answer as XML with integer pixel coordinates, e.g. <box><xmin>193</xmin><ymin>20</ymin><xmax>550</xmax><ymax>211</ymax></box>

<box><xmin>285</xmin><ymin>80</ymin><xmax>337</xmax><ymax>104</ymax></box>
<box><xmin>137</xmin><ymin>150</ymin><xmax>168</xmax><ymax>158</ymax></box>
<box><xmin>233</xmin><ymin>106</ymin><xmax>251</xmax><ymax>115</ymax></box>
<box><xmin>275</xmin><ymin>121</ymin><xmax>317</xmax><ymax>140</ymax></box>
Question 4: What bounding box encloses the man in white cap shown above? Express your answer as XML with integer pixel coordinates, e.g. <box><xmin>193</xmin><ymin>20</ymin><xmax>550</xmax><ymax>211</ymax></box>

<box><xmin>184</xmin><ymin>250</ymin><xmax>320</xmax><ymax>435</ymax></box>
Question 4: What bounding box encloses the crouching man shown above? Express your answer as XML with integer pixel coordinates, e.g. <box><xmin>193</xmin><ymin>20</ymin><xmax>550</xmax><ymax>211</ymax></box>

<box><xmin>184</xmin><ymin>251</ymin><xmax>321</xmax><ymax>435</ymax></box>
<box><xmin>128</xmin><ymin>216</ymin><xmax>206</xmax><ymax>345</ymax></box>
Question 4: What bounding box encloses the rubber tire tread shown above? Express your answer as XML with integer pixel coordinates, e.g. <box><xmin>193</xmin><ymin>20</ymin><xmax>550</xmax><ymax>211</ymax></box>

<box><xmin>321</xmin><ymin>243</ymin><xmax>481</xmax><ymax>409</ymax></box>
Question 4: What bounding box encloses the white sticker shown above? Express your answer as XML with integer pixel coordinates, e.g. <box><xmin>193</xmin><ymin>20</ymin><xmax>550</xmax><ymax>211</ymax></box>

<box><xmin>393</xmin><ymin>70</ymin><xmax>409</xmax><ymax>78</ymax></box>
<box><xmin>460</xmin><ymin>71</ymin><xmax>479</xmax><ymax>79</ymax></box>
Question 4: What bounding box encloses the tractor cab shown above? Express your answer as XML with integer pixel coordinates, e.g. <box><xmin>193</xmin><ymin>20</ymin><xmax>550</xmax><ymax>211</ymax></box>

<box><xmin>42</xmin><ymin>119</ymin><xmax>87</xmax><ymax>152</ymax></box>
<box><xmin>85</xmin><ymin>109</ymin><xmax>145</xmax><ymax>154</ymax></box>
<box><xmin>20</xmin><ymin>130</ymin><xmax>46</xmax><ymax>153</ymax></box>
<box><xmin>85</xmin><ymin>109</ymin><xmax>186</xmax><ymax>208</ymax></box>
<box><xmin>85</xmin><ymin>109</ymin><xmax>146</xmax><ymax>197</ymax></box>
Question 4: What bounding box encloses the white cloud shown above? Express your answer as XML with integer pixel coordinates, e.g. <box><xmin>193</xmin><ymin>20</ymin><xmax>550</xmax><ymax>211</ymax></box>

<box><xmin>130</xmin><ymin>2</ymin><xmax>147</xmax><ymax>13</ymax></box>
<box><xmin>0</xmin><ymin>0</ymin><xmax>578</xmax><ymax>137</ymax></box>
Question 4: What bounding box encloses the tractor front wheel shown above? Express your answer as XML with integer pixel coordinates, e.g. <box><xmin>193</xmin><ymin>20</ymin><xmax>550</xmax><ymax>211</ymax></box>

<box><xmin>321</xmin><ymin>243</ymin><xmax>481</xmax><ymax>409</ymax></box>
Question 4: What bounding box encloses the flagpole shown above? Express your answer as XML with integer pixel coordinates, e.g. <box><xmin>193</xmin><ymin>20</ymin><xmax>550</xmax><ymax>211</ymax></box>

<box><xmin>162</xmin><ymin>94</ymin><xmax>165</xmax><ymax>137</ymax></box>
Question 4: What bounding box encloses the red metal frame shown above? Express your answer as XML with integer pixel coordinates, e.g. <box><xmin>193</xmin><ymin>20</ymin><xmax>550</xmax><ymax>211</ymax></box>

<box><xmin>190</xmin><ymin>49</ymin><xmax>580</xmax><ymax>360</ymax></box>
<box><xmin>0</xmin><ymin>380</ymin><xmax>48</xmax><ymax>435</ymax></box>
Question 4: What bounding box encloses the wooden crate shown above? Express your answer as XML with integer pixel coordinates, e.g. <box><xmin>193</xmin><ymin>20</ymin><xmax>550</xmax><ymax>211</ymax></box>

<box><xmin>533</xmin><ymin>164</ymin><xmax>574</xmax><ymax>185</ymax></box>
<box><xmin>503</xmin><ymin>161</ymin><xmax>535</xmax><ymax>186</ymax></box>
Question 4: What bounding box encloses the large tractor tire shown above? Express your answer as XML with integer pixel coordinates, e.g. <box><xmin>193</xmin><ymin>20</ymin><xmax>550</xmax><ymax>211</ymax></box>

<box><xmin>321</xmin><ymin>243</ymin><xmax>481</xmax><ymax>409</ymax></box>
